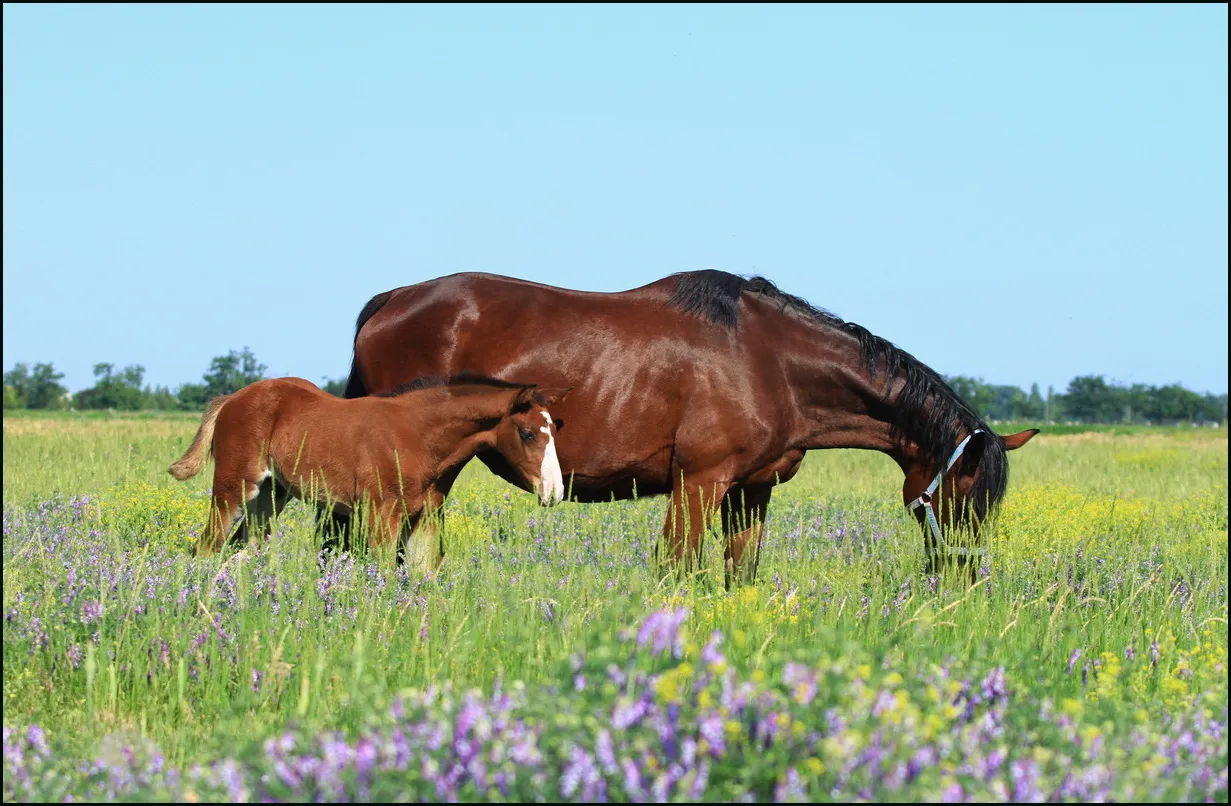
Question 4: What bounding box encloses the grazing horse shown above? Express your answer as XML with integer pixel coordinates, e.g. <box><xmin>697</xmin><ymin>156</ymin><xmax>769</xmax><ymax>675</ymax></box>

<box><xmin>169</xmin><ymin>374</ymin><xmax>570</xmax><ymax>570</ymax></box>
<box><xmin>341</xmin><ymin>270</ymin><xmax>1038</xmax><ymax>586</ymax></box>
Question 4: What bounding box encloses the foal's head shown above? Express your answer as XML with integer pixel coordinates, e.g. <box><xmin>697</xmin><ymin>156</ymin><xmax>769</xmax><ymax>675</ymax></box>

<box><xmin>493</xmin><ymin>385</ymin><xmax>572</xmax><ymax>506</ymax></box>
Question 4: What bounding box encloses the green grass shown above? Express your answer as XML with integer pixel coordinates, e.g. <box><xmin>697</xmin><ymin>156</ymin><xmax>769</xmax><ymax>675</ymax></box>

<box><xmin>2</xmin><ymin>413</ymin><xmax>1226</xmax><ymax>800</ymax></box>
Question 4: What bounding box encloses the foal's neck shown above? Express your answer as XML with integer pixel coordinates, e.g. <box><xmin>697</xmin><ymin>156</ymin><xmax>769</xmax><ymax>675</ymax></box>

<box><xmin>413</xmin><ymin>386</ymin><xmax>515</xmax><ymax>468</ymax></box>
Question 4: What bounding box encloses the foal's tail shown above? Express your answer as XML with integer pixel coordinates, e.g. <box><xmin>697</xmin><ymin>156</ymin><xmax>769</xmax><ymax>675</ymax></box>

<box><xmin>169</xmin><ymin>395</ymin><xmax>230</xmax><ymax>481</ymax></box>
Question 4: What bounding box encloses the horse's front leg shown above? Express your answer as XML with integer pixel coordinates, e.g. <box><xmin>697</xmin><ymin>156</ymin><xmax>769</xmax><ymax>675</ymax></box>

<box><xmin>658</xmin><ymin>472</ymin><xmax>729</xmax><ymax>580</ymax></box>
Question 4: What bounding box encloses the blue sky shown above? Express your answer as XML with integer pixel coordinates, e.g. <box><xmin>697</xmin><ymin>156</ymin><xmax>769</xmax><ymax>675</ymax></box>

<box><xmin>4</xmin><ymin>4</ymin><xmax>1227</xmax><ymax>396</ymax></box>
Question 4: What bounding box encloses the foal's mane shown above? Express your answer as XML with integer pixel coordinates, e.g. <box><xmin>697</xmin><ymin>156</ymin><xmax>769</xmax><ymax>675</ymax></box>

<box><xmin>377</xmin><ymin>371</ymin><xmax>533</xmax><ymax>399</ymax></box>
<box><xmin>667</xmin><ymin>269</ymin><xmax>1009</xmax><ymax>520</ymax></box>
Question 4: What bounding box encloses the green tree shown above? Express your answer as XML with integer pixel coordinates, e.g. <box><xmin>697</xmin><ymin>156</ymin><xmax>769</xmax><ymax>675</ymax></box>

<box><xmin>2</xmin><ymin>365</ymin><xmax>29</xmax><ymax>408</ymax></box>
<box><xmin>947</xmin><ymin>375</ymin><xmax>994</xmax><ymax>419</ymax></box>
<box><xmin>1061</xmin><ymin>375</ymin><xmax>1122</xmax><ymax>423</ymax></box>
<box><xmin>984</xmin><ymin>384</ymin><xmax>1023</xmax><ymax>420</ymax></box>
<box><xmin>175</xmin><ymin>383</ymin><xmax>210</xmax><ymax>410</ymax></box>
<box><xmin>321</xmin><ymin>377</ymin><xmax>346</xmax><ymax>397</ymax></box>
<box><xmin>1025</xmin><ymin>383</ymin><xmax>1045</xmax><ymax>420</ymax></box>
<box><xmin>202</xmin><ymin>347</ymin><xmax>267</xmax><ymax>397</ymax></box>
<box><xmin>1140</xmin><ymin>383</ymin><xmax>1204</xmax><ymax>424</ymax></box>
<box><xmin>1202</xmin><ymin>393</ymin><xmax>1228</xmax><ymax>424</ymax></box>
<box><xmin>145</xmin><ymin>385</ymin><xmax>180</xmax><ymax>411</ymax></box>
<box><xmin>3</xmin><ymin>362</ymin><xmax>68</xmax><ymax>409</ymax></box>
<box><xmin>75</xmin><ymin>363</ymin><xmax>148</xmax><ymax>411</ymax></box>
<box><xmin>175</xmin><ymin>348</ymin><xmax>268</xmax><ymax>410</ymax></box>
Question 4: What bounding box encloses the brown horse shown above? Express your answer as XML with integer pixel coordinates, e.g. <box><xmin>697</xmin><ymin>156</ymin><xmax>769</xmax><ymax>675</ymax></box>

<box><xmin>341</xmin><ymin>270</ymin><xmax>1038</xmax><ymax>586</ymax></box>
<box><xmin>169</xmin><ymin>374</ymin><xmax>570</xmax><ymax>570</ymax></box>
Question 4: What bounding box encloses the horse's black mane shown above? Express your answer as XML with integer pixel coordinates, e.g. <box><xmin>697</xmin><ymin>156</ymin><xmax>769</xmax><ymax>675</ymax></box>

<box><xmin>377</xmin><ymin>371</ymin><xmax>532</xmax><ymax>398</ymax></box>
<box><xmin>667</xmin><ymin>269</ymin><xmax>1008</xmax><ymax>522</ymax></box>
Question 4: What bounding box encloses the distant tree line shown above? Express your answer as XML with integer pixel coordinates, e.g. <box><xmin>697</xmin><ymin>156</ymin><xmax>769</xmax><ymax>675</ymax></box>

<box><xmin>2</xmin><ymin>352</ymin><xmax>1226</xmax><ymax>425</ymax></box>
<box><xmin>945</xmin><ymin>375</ymin><xmax>1226</xmax><ymax>425</ymax></box>
<box><xmin>2</xmin><ymin>348</ymin><xmax>345</xmax><ymax>412</ymax></box>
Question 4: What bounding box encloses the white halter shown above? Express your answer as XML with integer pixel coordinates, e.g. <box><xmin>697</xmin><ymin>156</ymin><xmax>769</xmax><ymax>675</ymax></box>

<box><xmin>907</xmin><ymin>429</ymin><xmax>987</xmax><ymax>558</ymax></box>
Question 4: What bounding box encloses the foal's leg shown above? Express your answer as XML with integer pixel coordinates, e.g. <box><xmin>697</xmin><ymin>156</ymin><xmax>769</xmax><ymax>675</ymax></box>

<box><xmin>404</xmin><ymin>513</ymin><xmax>445</xmax><ymax>576</ymax></box>
<box><xmin>659</xmin><ymin>473</ymin><xmax>729</xmax><ymax>579</ymax></box>
<box><xmin>315</xmin><ymin>504</ymin><xmax>353</xmax><ymax>553</ymax></box>
<box><xmin>245</xmin><ymin>478</ymin><xmax>292</xmax><ymax>543</ymax></box>
<box><xmin>368</xmin><ymin>499</ymin><xmax>413</xmax><ymax>568</ymax></box>
<box><xmin>404</xmin><ymin>465</ymin><xmax>463</xmax><ymax>576</ymax></box>
<box><xmin>720</xmin><ymin>485</ymin><xmax>772</xmax><ymax>590</ymax></box>
<box><xmin>194</xmin><ymin>451</ymin><xmax>273</xmax><ymax>556</ymax></box>
<box><xmin>196</xmin><ymin>478</ymin><xmax>251</xmax><ymax>556</ymax></box>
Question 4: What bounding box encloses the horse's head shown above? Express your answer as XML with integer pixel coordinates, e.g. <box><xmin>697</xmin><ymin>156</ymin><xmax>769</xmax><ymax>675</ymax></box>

<box><xmin>496</xmin><ymin>385</ymin><xmax>572</xmax><ymax>506</ymax></box>
<box><xmin>901</xmin><ymin>428</ymin><xmax>1039</xmax><ymax>568</ymax></box>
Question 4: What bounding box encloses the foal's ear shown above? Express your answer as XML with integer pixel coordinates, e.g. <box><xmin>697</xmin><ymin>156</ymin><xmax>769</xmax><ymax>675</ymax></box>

<box><xmin>1002</xmin><ymin>429</ymin><xmax>1040</xmax><ymax>450</ymax></box>
<box><xmin>510</xmin><ymin>386</ymin><xmax>539</xmax><ymax>412</ymax></box>
<box><xmin>533</xmin><ymin>387</ymin><xmax>572</xmax><ymax>408</ymax></box>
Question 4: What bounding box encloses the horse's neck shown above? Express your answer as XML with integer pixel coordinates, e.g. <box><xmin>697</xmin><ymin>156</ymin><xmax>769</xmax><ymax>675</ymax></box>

<box><xmin>782</xmin><ymin>326</ymin><xmax>915</xmax><ymax>467</ymax></box>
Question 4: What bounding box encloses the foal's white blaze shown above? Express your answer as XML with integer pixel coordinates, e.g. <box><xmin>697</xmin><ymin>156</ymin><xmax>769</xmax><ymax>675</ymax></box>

<box><xmin>537</xmin><ymin>410</ymin><xmax>564</xmax><ymax>506</ymax></box>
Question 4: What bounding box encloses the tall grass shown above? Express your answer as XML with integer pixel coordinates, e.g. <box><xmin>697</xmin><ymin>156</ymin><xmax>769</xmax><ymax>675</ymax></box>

<box><xmin>2</xmin><ymin>413</ymin><xmax>1226</xmax><ymax>800</ymax></box>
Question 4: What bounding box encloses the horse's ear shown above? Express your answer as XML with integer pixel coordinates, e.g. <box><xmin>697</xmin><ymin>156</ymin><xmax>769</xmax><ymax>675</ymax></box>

<box><xmin>533</xmin><ymin>387</ymin><xmax>572</xmax><ymax>407</ymax></box>
<box><xmin>1002</xmin><ymin>429</ymin><xmax>1040</xmax><ymax>450</ymax></box>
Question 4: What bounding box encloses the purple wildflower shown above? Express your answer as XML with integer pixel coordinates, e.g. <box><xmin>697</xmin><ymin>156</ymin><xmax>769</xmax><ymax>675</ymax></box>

<box><xmin>636</xmin><ymin>607</ymin><xmax>689</xmax><ymax>658</ymax></box>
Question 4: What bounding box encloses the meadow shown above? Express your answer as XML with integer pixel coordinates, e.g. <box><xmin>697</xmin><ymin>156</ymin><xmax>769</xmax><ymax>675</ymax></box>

<box><xmin>3</xmin><ymin>410</ymin><xmax>1227</xmax><ymax>802</ymax></box>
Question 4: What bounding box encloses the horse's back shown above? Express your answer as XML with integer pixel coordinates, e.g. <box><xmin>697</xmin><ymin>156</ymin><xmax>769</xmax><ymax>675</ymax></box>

<box><xmin>353</xmin><ymin>272</ymin><xmax>737</xmax><ymax>387</ymax></box>
<box><xmin>346</xmin><ymin>272</ymin><xmax>798</xmax><ymax>497</ymax></box>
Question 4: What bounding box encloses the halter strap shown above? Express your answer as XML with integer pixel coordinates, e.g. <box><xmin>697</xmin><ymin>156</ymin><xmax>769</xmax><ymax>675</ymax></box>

<box><xmin>908</xmin><ymin>429</ymin><xmax>987</xmax><ymax>558</ymax></box>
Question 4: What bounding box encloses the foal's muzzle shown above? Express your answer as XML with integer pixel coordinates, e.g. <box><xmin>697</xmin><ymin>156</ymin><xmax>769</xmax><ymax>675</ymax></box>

<box><xmin>536</xmin><ymin>478</ymin><xmax>564</xmax><ymax>507</ymax></box>
<box><xmin>536</xmin><ymin>419</ymin><xmax>565</xmax><ymax>506</ymax></box>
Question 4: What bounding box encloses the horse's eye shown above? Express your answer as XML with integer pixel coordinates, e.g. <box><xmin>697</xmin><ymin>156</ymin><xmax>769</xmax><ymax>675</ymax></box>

<box><xmin>519</xmin><ymin>428</ymin><xmax>535</xmax><ymax>442</ymax></box>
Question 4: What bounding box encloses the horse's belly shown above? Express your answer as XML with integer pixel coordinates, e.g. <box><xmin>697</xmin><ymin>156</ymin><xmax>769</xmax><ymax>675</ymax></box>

<box><xmin>740</xmin><ymin>450</ymin><xmax>805</xmax><ymax>487</ymax></box>
<box><xmin>553</xmin><ymin>440</ymin><xmax>675</xmax><ymax>501</ymax></box>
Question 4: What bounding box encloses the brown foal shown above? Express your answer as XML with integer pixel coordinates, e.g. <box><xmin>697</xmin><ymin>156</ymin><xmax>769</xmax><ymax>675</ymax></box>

<box><xmin>169</xmin><ymin>374</ymin><xmax>569</xmax><ymax>570</ymax></box>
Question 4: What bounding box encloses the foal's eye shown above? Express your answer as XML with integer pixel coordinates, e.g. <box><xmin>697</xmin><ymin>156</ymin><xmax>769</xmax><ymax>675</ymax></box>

<box><xmin>519</xmin><ymin>428</ymin><xmax>535</xmax><ymax>442</ymax></box>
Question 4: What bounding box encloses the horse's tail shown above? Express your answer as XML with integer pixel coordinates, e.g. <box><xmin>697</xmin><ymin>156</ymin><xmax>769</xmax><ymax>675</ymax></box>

<box><xmin>343</xmin><ymin>290</ymin><xmax>394</xmax><ymax>399</ymax></box>
<box><xmin>169</xmin><ymin>395</ymin><xmax>230</xmax><ymax>481</ymax></box>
